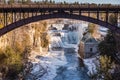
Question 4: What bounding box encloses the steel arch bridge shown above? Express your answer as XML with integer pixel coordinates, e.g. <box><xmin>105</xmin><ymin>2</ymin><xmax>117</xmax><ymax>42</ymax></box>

<box><xmin>0</xmin><ymin>4</ymin><xmax>120</xmax><ymax>36</ymax></box>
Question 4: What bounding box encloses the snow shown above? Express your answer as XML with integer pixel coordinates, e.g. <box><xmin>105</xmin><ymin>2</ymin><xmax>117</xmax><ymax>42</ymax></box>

<box><xmin>50</xmin><ymin>36</ymin><xmax>64</xmax><ymax>48</ymax></box>
<box><xmin>84</xmin><ymin>57</ymin><xmax>99</xmax><ymax>76</ymax></box>
<box><xmin>99</xmin><ymin>26</ymin><xmax>108</xmax><ymax>36</ymax></box>
<box><xmin>99</xmin><ymin>26</ymin><xmax>108</xmax><ymax>31</ymax></box>
<box><xmin>28</xmin><ymin>51</ymin><xmax>67</xmax><ymax>80</ymax></box>
<box><xmin>52</xmin><ymin>24</ymin><xmax>64</xmax><ymax>30</ymax></box>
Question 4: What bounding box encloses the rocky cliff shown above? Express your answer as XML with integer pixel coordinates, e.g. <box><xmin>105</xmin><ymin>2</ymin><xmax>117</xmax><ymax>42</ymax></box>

<box><xmin>0</xmin><ymin>21</ymin><xmax>49</xmax><ymax>52</ymax></box>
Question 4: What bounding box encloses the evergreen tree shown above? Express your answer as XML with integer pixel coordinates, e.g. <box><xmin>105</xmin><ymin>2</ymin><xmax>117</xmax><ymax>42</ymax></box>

<box><xmin>8</xmin><ymin>0</ymin><xmax>15</xmax><ymax>4</ymax></box>
<box><xmin>21</xmin><ymin>0</ymin><xmax>26</xmax><ymax>4</ymax></box>
<box><xmin>98</xmin><ymin>30</ymin><xmax>117</xmax><ymax>61</ymax></box>
<box><xmin>53</xmin><ymin>0</ymin><xmax>55</xmax><ymax>4</ymax></box>
<box><xmin>98</xmin><ymin>13</ymin><xmax>118</xmax><ymax>61</ymax></box>
<box><xmin>17</xmin><ymin>0</ymin><xmax>20</xmax><ymax>3</ymax></box>
<box><xmin>64</xmin><ymin>1</ymin><xmax>67</xmax><ymax>4</ymax></box>
<box><xmin>3</xmin><ymin>0</ymin><xmax>7</xmax><ymax>4</ymax></box>
<box><xmin>26</xmin><ymin>0</ymin><xmax>31</xmax><ymax>4</ymax></box>
<box><xmin>49</xmin><ymin>0</ymin><xmax>52</xmax><ymax>3</ymax></box>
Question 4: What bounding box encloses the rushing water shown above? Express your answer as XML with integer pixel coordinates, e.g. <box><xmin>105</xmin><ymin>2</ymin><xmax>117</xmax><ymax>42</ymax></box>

<box><xmin>26</xmin><ymin>23</ymin><xmax>90</xmax><ymax>80</ymax></box>
<box><xmin>53</xmin><ymin>48</ymin><xmax>90</xmax><ymax>80</ymax></box>
<box><xmin>52</xmin><ymin>30</ymin><xmax>90</xmax><ymax>80</ymax></box>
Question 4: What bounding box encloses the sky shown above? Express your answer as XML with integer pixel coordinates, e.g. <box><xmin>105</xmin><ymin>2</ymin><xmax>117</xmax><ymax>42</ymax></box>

<box><xmin>33</xmin><ymin>0</ymin><xmax>120</xmax><ymax>4</ymax></box>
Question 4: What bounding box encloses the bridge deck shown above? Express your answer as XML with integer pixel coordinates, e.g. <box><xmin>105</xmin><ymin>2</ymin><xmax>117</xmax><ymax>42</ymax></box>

<box><xmin>0</xmin><ymin>4</ymin><xmax>120</xmax><ymax>12</ymax></box>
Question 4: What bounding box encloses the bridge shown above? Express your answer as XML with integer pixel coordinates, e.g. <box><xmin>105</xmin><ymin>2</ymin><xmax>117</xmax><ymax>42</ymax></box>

<box><xmin>0</xmin><ymin>4</ymin><xmax>120</xmax><ymax>36</ymax></box>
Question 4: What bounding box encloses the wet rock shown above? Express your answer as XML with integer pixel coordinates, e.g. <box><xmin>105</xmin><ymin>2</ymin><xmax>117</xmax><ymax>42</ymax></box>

<box><xmin>56</xmin><ymin>66</ymin><xmax>67</xmax><ymax>74</ymax></box>
<box><xmin>64</xmin><ymin>48</ymin><xmax>76</xmax><ymax>53</ymax></box>
<box><xmin>78</xmin><ymin>58</ymin><xmax>85</xmax><ymax>67</ymax></box>
<box><xmin>52</xmin><ymin>47</ymin><xmax>63</xmax><ymax>51</ymax></box>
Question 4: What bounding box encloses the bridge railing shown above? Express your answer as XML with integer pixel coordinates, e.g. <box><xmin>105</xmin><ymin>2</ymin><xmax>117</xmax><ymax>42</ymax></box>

<box><xmin>0</xmin><ymin>4</ymin><xmax>120</xmax><ymax>9</ymax></box>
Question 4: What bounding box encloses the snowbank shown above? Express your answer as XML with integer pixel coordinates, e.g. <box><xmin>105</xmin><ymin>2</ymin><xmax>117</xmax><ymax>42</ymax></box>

<box><xmin>84</xmin><ymin>57</ymin><xmax>99</xmax><ymax>76</ymax></box>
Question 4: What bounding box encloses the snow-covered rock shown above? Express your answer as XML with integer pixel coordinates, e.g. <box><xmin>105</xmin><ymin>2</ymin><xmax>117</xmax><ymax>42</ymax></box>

<box><xmin>84</xmin><ymin>57</ymin><xmax>99</xmax><ymax>76</ymax></box>
<box><xmin>26</xmin><ymin>50</ymin><xmax>67</xmax><ymax>80</ymax></box>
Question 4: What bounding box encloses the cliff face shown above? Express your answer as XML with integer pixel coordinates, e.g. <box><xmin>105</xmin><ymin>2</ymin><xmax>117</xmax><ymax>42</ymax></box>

<box><xmin>0</xmin><ymin>21</ymin><xmax>49</xmax><ymax>52</ymax></box>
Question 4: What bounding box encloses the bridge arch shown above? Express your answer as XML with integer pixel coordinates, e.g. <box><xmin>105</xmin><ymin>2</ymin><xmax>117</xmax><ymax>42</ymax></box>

<box><xmin>0</xmin><ymin>12</ymin><xmax>120</xmax><ymax>36</ymax></box>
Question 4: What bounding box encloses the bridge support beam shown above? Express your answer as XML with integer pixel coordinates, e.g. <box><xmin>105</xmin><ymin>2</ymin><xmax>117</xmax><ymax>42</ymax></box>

<box><xmin>70</xmin><ymin>10</ymin><xmax>73</xmax><ymax>15</ymax></box>
<box><xmin>20</xmin><ymin>12</ymin><xmax>22</xmax><ymax>20</ymax></box>
<box><xmin>14</xmin><ymin>13</ymin><xmax>16</xmax><ymax>22</ymax></box>
<box><xmin>79</xmin><ymin>10</ymin><xmax>81</xmax><ymax>15</ymax></box>
<box><xmin>88</xmin><ymin>11</ymin><xmax>90</xmax><ymax>17</ymax></box>
<box><xmin>97</xmin><ymin>11</ymin><xmax>99</xmax><ymax>20</ymax></box>
<box><xmin>3</xmin><ymin>12</ymin><xmax>6</xmax><ymax>27</ymax></box>
<box><xmin>115</xmin><ymin>12</ymin><xmax>118</xmax><ymax>27</ymax></box>
<box><xmin>106</xmin><ymin>11</ymin><xmax>108</xmax><ymax>23</ymax></box>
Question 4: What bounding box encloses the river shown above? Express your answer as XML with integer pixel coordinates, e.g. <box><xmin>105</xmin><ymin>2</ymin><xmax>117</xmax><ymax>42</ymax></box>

<box><xmin>53</xmin><ymin>48</ymin><xmax>89</xmax><ymax>80</ymax></box>
<box><xmin>26</xmin><ymin>23</ymin><xmax>90</xmax><ymax>80</ymax></box>
<box><xmin>50</xmin><ymin>29</ymin><xmax>90</xmax><ymax>80</ymax></box>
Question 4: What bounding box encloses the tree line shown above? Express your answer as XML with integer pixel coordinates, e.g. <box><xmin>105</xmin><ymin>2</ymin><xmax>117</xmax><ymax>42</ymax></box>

<box><xmin>0</xmin><ymin>0</ymin><xmax>115</xmax><ymax>6</ymax></box>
